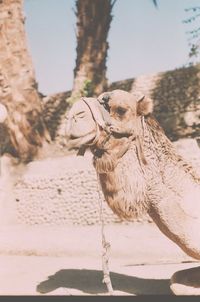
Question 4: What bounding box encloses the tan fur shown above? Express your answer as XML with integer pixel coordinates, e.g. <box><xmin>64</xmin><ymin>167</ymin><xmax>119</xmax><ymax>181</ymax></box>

<box><xmin>137</xmin><ymin>95</ymin><xmax>153</xmax><ymax>116</ymax></box>
<box><xmin>92</xmin><ymin>130</ymin><xmax>130</xmax><ymax>173</ymax></box>
<box><xmin>98</xmin><ymin>145</ymin><xmax>149</xmax><ymax>219</ymax></box>
<box><xmin>99</xmin><ymin>90</ymin><xmax>200</xmax><ymax>259</ymax></box>
<box><xmin>67</xmin><ymin>90</ymin><xmax>200</xmax><ymax>261</ymax></box>
<box><xmin>145</xmin><ymin>115</ymin><xmax>200</xmax><ymax>183</ymax></box>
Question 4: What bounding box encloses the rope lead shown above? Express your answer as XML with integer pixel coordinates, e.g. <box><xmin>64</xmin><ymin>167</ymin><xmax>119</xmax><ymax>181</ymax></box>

<box><xmin>97</xmin><ymin>173</ymin><xmax>114</xmax><ymax>295</ymax></box>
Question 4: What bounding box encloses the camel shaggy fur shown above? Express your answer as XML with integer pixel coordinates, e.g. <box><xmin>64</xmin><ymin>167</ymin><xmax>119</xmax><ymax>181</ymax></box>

<box><xmin>67</xmin><ymin>90</ymin><xmax>200</xmax><ymax>295</ymax></box>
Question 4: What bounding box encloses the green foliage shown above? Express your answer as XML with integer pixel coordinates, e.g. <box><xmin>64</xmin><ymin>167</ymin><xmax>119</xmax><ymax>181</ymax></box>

<box><xmin>66</xmin><ymin>93</ymin><xmax>81</xmax><ymax>106</ymax></box>
<box><xmin>66</xmin><ymin>79</ymin><xmax>94</xmax><ymax>106</ymax></box>
<box><xmin>82</xmin><ymin>79</ymin><xmax>94</xmax><ymax>97</ymax></box>
<box><xmin>189</xmin><ymin>44</ymin><xmax>199</xmax><ymax>58</ymax></box>
<box><xmin>183</xmin><ymin>6</ymin><xmax>200</xmax><ymax>63</ymax></box>
<box><xmin>152</xmin><ymin>0</ymin><xmax>158</xmax><ymax>8</ymax></box>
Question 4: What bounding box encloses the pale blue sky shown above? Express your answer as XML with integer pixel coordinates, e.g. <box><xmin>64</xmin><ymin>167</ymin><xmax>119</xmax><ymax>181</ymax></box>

<box><xmin>24</xmin><ymin>0</ymin><xmax>200</xmax><ymax>95</ymax></box>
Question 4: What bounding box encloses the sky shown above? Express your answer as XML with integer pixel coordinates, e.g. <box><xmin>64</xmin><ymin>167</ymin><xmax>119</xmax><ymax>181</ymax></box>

<box><xmin>24</xmin><ymin>0</ymin><xmax>200</xmax><ymax>95</ymax></box>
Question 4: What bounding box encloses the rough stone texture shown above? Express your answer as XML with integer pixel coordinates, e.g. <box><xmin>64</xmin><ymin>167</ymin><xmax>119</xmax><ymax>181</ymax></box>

<box><xmin>42</xmin><ymin>64</ymin><xmax>200</xmax><ymax>153</ymax></box>
<box><xmin>109</xmin><ymin>65</ymin><xmax>200</xmax><ymax>141</ymax></box>
<box><xmin>14</xmin><ymin>153</ymin><xmax>122</xmax><ymax>225</ymax></box>
<box><xmin>9</xmin><ymin>139</ymin><xmax>199</xmax><ymax>226</ymax></box>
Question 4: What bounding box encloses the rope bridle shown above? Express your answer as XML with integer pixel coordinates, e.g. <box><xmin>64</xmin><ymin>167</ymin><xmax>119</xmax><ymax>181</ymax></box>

<box><xmin>81</xmin><ymin>98</ymin><xmax>114</xmax><ymax>294</ymax></box>
<box><xmin>74</xmin><ymin>98</ymin><xmax>147</xmax><ymax>295</ymax></box>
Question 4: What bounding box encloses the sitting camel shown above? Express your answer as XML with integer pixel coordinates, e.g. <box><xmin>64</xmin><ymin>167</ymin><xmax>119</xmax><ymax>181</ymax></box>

<box><xmin>66</xmin><ymin>89</ymin><xmax>200</xmax><ymax>295</ymax></box>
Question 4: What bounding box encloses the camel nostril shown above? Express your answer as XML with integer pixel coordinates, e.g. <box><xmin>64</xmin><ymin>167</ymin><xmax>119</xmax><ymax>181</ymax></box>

<box><xmin>73</xmin><ymin>115</ymin><xmax>78</xmax><ymax>123</ymax></box>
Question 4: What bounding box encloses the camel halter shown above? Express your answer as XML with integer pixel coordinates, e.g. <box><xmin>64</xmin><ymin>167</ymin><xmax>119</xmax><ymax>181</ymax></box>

<box><xmin>76</xmin><ymin>99</ymin><xmax>146</xmax><ymax>294</ymax></box>
<box><xmin>77</xmin><ymin>98</ymin><xmax>112</xmax><ymax>152</ymax></box>
<box><xmin>81</xmin><ymin>98</ymin><xmax>147</xmax><ymax>168</ymax></box>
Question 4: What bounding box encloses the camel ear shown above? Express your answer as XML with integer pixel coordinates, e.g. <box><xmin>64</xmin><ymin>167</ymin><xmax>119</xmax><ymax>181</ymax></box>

<box><xmin>137</xmin><ymin>96</ymin><xmax>153</xmax><ymax>116</ymax></box>
<box><xmin>98</xmin><ymin>92</ymin><xmax>111</xmax><ymax>112</ymax></box>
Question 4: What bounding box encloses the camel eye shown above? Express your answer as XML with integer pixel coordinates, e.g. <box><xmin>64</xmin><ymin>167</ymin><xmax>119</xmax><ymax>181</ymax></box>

<box><xmin>116</xmin><ymin>107</ymin><xmax>127</xmax><ymax>116</ymax></box>
<box><xmin>76</xmin><ymin>111</ymin><xmax>85</xmax><ymax>119</ymax></box>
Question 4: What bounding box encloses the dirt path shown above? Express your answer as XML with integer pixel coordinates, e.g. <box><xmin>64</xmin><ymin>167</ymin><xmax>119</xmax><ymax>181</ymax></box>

<box><xmin>0</xmin><ymin>223</ymin><xmax>199</xmax><ymax>295</ymax></box>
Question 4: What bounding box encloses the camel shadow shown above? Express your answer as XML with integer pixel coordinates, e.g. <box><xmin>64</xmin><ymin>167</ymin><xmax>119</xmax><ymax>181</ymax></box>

<box><xmin>36</xmin><ymin>269</ymin><xmax>171</xmax><ymax>295</ymax></box>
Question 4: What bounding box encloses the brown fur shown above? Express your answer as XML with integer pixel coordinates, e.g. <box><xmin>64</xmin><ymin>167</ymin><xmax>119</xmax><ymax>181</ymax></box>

<box><xmin>94</xmin><ymin>90</ymin><xmax>200</xmax><ymax>230</ymax></box>
<box><xmin>145</xmin><ymin>115</ymin><xmax>200</xmax><ymax>183</ymax></box>
<box><xmin>91</xmin><ymin>112</ymin><xmax>199</xmax><ymax>220</ymax></box>
<box><xmin>67</xmin><ymin>92</ymin><xmax>200</xmax><ymax>292</ymax></box>
<box><xmin>67</xmin><ymin>91</ymin><xmax>200</xmax><ymax>262</ymax></box>
<box><xmin>91</xmin><ymin>129</ymin><xmax>130</xmax><ymax>173</ymax></box>
<box><xmin>99</xmin><ymin>90</ymin><xmax>199</xmax><ymax>184</ymax></box>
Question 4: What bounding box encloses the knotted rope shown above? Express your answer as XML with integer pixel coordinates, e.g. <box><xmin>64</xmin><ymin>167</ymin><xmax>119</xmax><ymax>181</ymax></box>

<box><xmin>96</xmin><ymin>173</ymin><xmax>114</xmax><ymax>295</ymax></box>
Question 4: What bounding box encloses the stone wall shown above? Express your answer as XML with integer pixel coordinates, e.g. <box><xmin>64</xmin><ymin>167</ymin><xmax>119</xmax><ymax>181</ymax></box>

<box><xmin>109</xmin><ymin>64</ymin><xmax>200</xmax><ymax>141</ymax></box>
<box><xmin>14</xmin><ymin>153</ymin><xmax>124</xmax><ymax>225</ymax></box>
<box><xmin>43</xmin><ymin>64</ymin><xmax>200</xmax><ymax>150</ymax></box>
<box><xmin>2</xmin><ymin>139</ymin><xmax>198</xmax><ymax>226</ymax></box>
<box><xmin>1</xmin><ymin>64</ymin><xmax>200</xmax><ymax>226</ymax></box>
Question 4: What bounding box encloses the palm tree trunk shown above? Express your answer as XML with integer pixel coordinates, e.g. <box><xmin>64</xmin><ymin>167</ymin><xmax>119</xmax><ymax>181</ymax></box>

<box><xmin>72</xmin><ymin>0</ymin><xmax>115</xmax><ymax>99</ymax></box>
<box><xmin>0</xmin><ymin>0</ymin><xmax>49</xmax><ymax>162</ymax></box>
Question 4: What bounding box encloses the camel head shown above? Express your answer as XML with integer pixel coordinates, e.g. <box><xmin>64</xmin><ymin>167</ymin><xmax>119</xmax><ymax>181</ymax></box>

<box><xmin>66</xmin><ymin>97</ymin><xmax>111</xmax><ymax>152</ymax></box>
<box><xmin>98</xmin><ymin>89</ymin><xmax>154</xmax><ymax>137</ymax></box>
<box><xmin>66</xmin><ymin>90</ymin><xmax>154</xmax><ymax>155</ymax></box>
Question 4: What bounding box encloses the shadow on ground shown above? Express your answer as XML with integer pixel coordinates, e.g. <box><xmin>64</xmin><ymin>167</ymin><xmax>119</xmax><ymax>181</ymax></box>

<box><xmin>37</xmin><ymin>269</ymin><xmax>171</xmax><ymax>295</ymax></box>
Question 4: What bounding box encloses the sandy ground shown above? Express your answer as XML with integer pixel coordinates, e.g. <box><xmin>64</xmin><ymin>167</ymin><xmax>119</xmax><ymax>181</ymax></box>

<box><xmin>1</xmin><ymin>255</ymin><xmax>200</xmax><ymax>296</ymax></box>
<box><xmin>0</xmin><ymin>223</ymin><xmax>199</xmax><ymax>295</ymax></box>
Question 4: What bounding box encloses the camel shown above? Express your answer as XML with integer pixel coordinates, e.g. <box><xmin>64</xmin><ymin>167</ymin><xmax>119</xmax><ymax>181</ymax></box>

<box><xmin>0</xmin><ymin>103</ymin><xmax>7</xmax><ymax>123</ymax></box>
<box><xmin>66</xmin><ymin>90</ymin><xmax>200</xmax><ymax>295</ymax></box>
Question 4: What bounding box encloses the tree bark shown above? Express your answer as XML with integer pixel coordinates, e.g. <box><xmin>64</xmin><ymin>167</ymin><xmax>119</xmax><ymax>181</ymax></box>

<box><xmin>72</xmin><ymin>0</ymin><xmax>114</xmax><ymax>99</ymax></box>
<box><xmin>0</xmin><ymin>0</ymin><xmax>49</xmax><ymax>162</ymax></box>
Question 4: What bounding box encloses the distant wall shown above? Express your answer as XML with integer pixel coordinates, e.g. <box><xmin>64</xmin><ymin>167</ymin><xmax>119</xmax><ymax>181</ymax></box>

<box><xmin>109</xmin><ymin>64</ymin><xmax>200</xmax><ymax>141</ymax></box>
<box><xmin>43</xmin><ymin>64</ymin><xmax>200</xmax><ymax>148</ymax></box>
<box><xmin>3</xmin><ymin>139</ymin><xmax>198</xmax><ymax>226</ymax></box>
<box><xmin>14</xmin><ymin>154</ymin><xmax>128</xmax><ymax>225</ymax></box>
<box><xmin>1</xmin><ymin>64</ymin><xmax>200</xmax><ymax>227</ymax></box>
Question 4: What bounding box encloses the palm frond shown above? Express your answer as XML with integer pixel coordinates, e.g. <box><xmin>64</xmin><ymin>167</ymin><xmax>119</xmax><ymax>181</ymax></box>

<box><xmin>152</xmin><ymin>0</ymin><xmax>158</xmax><ymax>8</ymax></box>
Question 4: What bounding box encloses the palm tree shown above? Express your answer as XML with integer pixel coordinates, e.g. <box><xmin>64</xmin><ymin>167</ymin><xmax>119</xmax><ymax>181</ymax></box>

<box><xmin>71</xmin><ymin>0</ymin><xmax>158</xmax><ymax>100</ymax></box>
<box><xmin>72</xmin><ymin>0</ymin><xmax>116</xmax><ymax>100</ymax></box>
<box><xmin>183</xmin><ymin>6</ymin><xmax>200</xmax><ymax>63</ymax></box>
<box><xmin>0</xmin><ymin>0</ymin><xmax>49</xmax><ymax>162</ymax></box>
